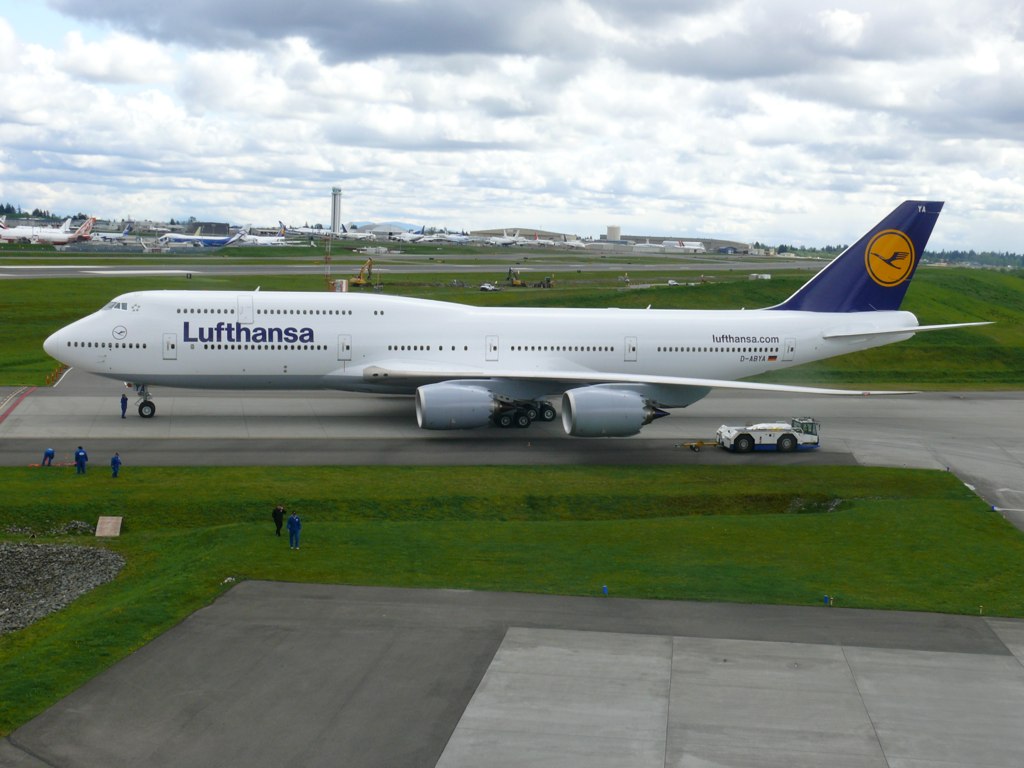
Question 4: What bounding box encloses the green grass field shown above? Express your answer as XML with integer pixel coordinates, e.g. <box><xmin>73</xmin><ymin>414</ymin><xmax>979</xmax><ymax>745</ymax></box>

<box><xmin>2</xmin><ymin>464</ymin><xmax>1024</xmax><ymax>734</ymax></box>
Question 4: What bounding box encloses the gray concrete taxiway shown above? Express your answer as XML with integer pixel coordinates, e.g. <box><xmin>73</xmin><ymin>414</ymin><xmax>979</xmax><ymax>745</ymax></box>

<box><xmin>5</xmin><ymin>584</ymin><xmax>1024</xmax><ymax>768</ymax></box>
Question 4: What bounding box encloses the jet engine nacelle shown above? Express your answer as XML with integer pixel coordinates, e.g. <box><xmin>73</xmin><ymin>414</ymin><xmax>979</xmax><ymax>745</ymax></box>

<box><xmin>415</xmin><ymin>382</ymin><xmax>498</xmax><ymax>430</ymax></box>
<box><xmin>561</xmin><ymin>386</ymin><xmax>666</xmax><ymax>437</ymax></box>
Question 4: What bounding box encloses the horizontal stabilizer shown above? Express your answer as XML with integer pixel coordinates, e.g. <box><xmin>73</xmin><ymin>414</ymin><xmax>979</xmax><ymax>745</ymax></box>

<box><xmin>823</xmin><ymin>321</ymin><xmax>992</xmax><ymax>340</ymax></box>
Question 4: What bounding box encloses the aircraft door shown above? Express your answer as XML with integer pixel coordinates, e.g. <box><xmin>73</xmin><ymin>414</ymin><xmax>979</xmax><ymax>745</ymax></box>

<box><xmin>782</xmin><ymin>337</ymin><xmax>796</xmax><ymax>361</ymax></box>
<box><xmin>337</xmin><ymin>334</ymin><xmax>352</xmax><ymax>361</ymax></box>
<box><xmin>624</xmin><ymin>336</ymin><xmax>638</xmax><ymax>362</ymax></box>
<box><xmin>162</xmin><ymin>333</ymin><xmax>177</xmax><ymax>360</ymax></box>
<box><xmin>237</xmin><ymin>295</ymin><xmax>254</xmax><ymax>324</ymax></box>
<box><xmin>485</xmin><ymin>335</ymin><xmax>499</xmax><ymax>362</ymax></box>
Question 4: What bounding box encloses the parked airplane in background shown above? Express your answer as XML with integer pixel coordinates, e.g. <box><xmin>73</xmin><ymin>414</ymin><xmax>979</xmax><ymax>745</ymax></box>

<box><xmin>562</xmin><ymin>235</ymin><xmax>588</xmax><ymax>249</ymax></box>
<box><xmin>94</xmin><ymin>223</ymin><xmax>135</xmax><ymax>243</ymax></box>
<box><xmin>487</xmin><ymin>230</ymin><xmax>525</xmax><ymax>246</ymax></box>
<box><xmin>0</xmin><ymin>217</ymin><xmax>95</xmax><ymax>244</ymax></box>
<box><xmin>390</xmin><ymin>226</ymin><xmax>426</xmax><ymax>243</ymax></box>
<box><xmin>239</xmin><ymin>225</ymin><xmax>287</xmax><ymax>246</ymax></box>
<box><xmin>335</xmin><ymin>224</ymin><xmax>375</xmax><ymax>241</ymax></box>
<box><xmin>281</xmin><ymin>221</ymin><xmax>324</xmax><ymax>237</ymax></box>
<box><xmin>281</xmin><ymin>221</ymin><xmax>374</xmax><ymax>240</ymax></box>
<box><xmin>155</xmin><ymin>228</ymin><xmax>243</xmax><ymax>248</ymax></box>
<box><xmin>44</xmin><ymin>202</ymin><xmax>989</xmax><ymax>436</ymax></box>
<box><xmin>521</xmin><ymin>234</ymin><xmax>557</xmax><ymax>247</ymax></box>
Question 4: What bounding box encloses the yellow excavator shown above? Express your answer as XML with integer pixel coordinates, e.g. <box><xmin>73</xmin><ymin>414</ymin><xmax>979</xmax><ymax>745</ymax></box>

<box><xmin>351</xmin><ymin>258</ymin><xmax>374</xmax><ymax>287</ymax></box>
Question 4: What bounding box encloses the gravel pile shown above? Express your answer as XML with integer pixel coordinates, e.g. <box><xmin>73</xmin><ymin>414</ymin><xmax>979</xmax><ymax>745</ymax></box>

<box><xmin>0</xmin><ymin>543</ymin><xmax>126</xmax><ymax>634</ymax></box>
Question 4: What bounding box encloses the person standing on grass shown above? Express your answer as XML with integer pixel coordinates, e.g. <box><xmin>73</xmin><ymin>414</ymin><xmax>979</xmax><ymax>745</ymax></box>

<box><xmin>111</xmin><ymin>452</ymin><xmax>122</xmax><ymax>478</ymax></box>
<box><xmin>287</xmin><ymin>510</ymin><xmax>302</xmax><ymax>550</ymax></box>
<box><xmin>272</xmin><ymin>504</ymin><xmax>285</xmax><ymax>537</ymax></box>
<box><xmin>74</xmin><ymin>446</ymin><xmax>88</xmax><ymax>474</ymax></box>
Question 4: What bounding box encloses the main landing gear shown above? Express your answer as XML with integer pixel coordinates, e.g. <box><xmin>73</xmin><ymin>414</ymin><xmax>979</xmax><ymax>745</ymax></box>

<box><xmin>132</xmin><ymin>384</ymin><xmax>156</xmax><ymax>418</ymax></box>
<box><xmin>491</xmin><ymin>400</ymin><xmax>557</xmax><ymax>429</ymax></box>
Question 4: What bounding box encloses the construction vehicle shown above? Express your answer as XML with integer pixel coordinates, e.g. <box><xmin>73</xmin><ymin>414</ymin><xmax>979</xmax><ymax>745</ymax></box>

<box><xmin>716</xmin><ymin>417</ymin><xmax>820</xmax><ymax>453</ymax></box>
<box><xmin>351</xmin><ymin>258</ymin><xmax>374</xmax><ymax>287</ymax></box>
<box><xmin>506</xmin><ymin>267</ymin><xmax>526</xmax><ymax>287</ymax></box>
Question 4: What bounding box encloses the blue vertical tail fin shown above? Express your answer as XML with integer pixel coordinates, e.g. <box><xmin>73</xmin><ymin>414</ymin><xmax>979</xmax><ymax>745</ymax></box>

<box><xmin>769</xmin><ymin>200</ymin><xmax>943</xmax><ymax>313</ymax></box>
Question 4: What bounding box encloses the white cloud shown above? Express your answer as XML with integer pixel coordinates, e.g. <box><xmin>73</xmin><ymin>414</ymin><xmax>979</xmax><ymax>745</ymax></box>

<box><xmin>59</xmin><ymin>29</ymin><xmax>174</xmax><ymax>83</ymax></box>
<box><xmin>0</xmin><ymin>0</ymin><xmax>1018</xmax><ymax>250</ymax></box>
<box><xmin>818</xmin><ymin>9</ymin><xmax>867</xmax><ymax>48</ymax></box>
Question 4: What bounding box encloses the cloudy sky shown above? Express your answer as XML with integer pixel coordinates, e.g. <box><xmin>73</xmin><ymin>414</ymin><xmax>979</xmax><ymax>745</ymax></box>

<box><xmin>1</xmin><ymin>0</ymin><xmax>1022</xmax><ymax>250</ymax></box>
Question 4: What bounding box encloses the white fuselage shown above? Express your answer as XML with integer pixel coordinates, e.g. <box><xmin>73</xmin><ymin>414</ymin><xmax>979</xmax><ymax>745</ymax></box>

<box><xmin>44</xmin><ymin>290</ymin><xmax>915</xmax><ymax>403</ymax></box>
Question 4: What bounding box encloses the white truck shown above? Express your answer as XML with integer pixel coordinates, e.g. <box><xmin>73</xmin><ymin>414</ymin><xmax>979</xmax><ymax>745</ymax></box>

<box><xmin>716</xmin><ymin>417</ymin><xmax>820</xmax><ymax>453</ymax></box>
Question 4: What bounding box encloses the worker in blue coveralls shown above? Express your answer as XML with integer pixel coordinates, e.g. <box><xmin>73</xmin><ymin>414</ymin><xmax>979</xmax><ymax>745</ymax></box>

<box><xmin>287</xmin><ymin>511</ymin><xmax>302</xmax><ymax>550</ymax></box>
<box><xmin>74</xmin><ymin>446</ymin><xmax>88</xmax><ymax>474</ymax></box>
<box><xmin>41</xmin><ymin>448</ymin><xmax>55</xmax><ymax>466</ymax></box>
<box><xmin>111</xmin><ymin>452</ymin><xmax>122</xmax><ymax>478</ymax></box>
<box><xmin>120</xmin><ymin>393</ymin><xmax>128</xmax><ymax>419</ymax></box>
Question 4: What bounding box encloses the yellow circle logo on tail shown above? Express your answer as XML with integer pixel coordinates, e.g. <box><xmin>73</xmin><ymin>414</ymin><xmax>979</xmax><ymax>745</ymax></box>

<box><xmin>865</xmin><ymin>230</ymin><xmax>915</xmax><ymax>287</ymax></box>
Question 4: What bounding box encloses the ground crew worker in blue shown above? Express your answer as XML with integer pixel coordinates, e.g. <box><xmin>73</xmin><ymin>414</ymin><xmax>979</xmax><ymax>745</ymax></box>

<box><xmin>41</xmin><ymin>448</ymin><xmax>55</xmax><ymax>466</ymax></box>
<box><xmin>287</xmin><ymin>511</ymin><xmax>302</xmax><ymax>550</ymax></box>
<box><xmin>120</xmin><ymin>393</ymin><xmax>128</xmax><ymax>418</ymax></box>
<box><xmin>74</xmin><ymin>446</ymin><xmax>88</xmax><ymax>474</ymax></box>
<box><xmin>111</xmin><ymin>452</ymin><xmax>122</xmax><ymax>478</ymax></box>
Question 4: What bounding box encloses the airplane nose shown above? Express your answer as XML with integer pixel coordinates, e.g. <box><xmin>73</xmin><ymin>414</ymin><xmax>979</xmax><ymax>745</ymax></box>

<box><xmin>43</xmin><ymin>327</ymin><xmax>65</xmax><ymax>360</ymax></box>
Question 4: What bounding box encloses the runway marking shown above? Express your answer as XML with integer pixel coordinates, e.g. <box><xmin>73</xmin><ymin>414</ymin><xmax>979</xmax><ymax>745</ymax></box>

<box><xmin>0</xmin><ymin>387</ymin><xmax>35</xmax><ymax>424</ymax></box>
<box><xmin>51</xmin><ymin>367</ymin><xmax>73</xmax><ymax>387</ymax></box>
<box><xmin>83</xmin><ymin>270</ymin><xmax>201</xmax><ymax>275</ymax></box>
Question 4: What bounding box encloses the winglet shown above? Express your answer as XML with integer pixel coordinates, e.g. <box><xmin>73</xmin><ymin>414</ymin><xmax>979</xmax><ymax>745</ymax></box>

<box><xmin>769</xmin><ymin>201</ymin><xmax>943</xmax><ymax>313</ymax></box>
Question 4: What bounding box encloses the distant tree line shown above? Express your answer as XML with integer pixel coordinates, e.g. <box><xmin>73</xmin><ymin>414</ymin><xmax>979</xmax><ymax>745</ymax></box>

<box><xmin>924</xmin><ymin>250</ymin><xmax>1024</xmax><ymax>268</ymax></box>
<box><xmin>772</xmin><ymin>240</ymin><xmax>1022</xmax><ymax>268</ymax></box>
<box><xmin>1</xmin><ymin>202</ymin><xmax>89</xmax><ymax>220</ymax></box>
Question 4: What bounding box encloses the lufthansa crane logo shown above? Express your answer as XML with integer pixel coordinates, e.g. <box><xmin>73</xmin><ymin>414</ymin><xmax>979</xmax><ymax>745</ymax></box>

<box><xmin>112</xmin><ymin>325</ymin><xmax>128</xmax><ymax>340</ymax></box>
<box><xmin>865</xmin><ymin>229</ymin><xmax>915</xmax><ymax>287</ymax></box>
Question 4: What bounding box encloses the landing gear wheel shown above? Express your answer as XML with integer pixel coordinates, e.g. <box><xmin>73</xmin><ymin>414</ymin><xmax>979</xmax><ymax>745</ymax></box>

<box><xmin>138</xmin><ymin>401</ymin><xmax>156</xmax><ymax>418</ymax></box>
<box><xmin>734</xmin><ymin>434</ymin><xmax>754</xmax><ymax>453</ymax></box>
<box><xmin>538</xmin><ymin>404</ymin><xmax>557</xmax><ymax>422</ymax></box>
<box><xmin>496</xmin><ymin>412</ymin><xmax>514</xmax><ymax>428</ymax></box>
<box><xmin>514</xmin><ymin>411</ymin><xmax>531</xmax><ymax>428</ymax></box>
<box><xmin>777</xmin><ymin>434</ymin><xmax>797</xmax><ymax>452</ymax></box>
<box><xmin>523</xmin><ymin>405</ymin><xmax>539</xmax><ymax>422</ymax></box>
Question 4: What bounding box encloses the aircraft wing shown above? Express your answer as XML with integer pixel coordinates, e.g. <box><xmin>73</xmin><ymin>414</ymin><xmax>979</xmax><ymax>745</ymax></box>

<box><xmin>354</xmin><ymin>361</ymin><xmax>915</xmax><ymax>396</ymax></box>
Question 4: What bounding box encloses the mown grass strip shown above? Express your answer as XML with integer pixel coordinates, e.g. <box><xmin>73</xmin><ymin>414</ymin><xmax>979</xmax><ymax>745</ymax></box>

<box><xmin>2</xmin><ymin>465</ymin><xmax>1024</xmax><ymax>734</ymax></box>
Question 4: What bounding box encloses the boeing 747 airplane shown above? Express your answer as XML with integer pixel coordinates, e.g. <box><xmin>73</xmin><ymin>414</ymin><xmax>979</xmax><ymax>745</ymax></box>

<box><xmin>43</xmin><ymin>201</ymin><xmax>988</xmax><ymax>436</ymax></box>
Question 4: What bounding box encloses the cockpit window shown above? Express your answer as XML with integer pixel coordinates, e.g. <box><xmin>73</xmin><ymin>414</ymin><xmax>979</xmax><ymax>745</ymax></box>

<box><xmin>104</xmin><ymin>301</ymin><xmax>129</xmax><ymax>310</ymax></box>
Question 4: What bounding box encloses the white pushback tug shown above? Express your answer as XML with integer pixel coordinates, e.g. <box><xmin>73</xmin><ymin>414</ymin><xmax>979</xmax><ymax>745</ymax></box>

<box><xmin>716</xmin><ymin>417</ymin><xmax>821</xmax><ymax>453</ymax></box>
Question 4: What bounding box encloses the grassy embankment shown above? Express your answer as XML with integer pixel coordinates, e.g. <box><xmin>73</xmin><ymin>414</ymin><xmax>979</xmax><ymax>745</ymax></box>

<box><xmin>2</xmin><ymin>464</ymin><xmax>1024</xmax><ymax>735</ymax></box>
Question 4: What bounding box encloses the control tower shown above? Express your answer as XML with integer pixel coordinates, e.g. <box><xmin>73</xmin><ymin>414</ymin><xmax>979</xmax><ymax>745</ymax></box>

<box><xmin>331</xmin><ymin>187</ymin><xmax>342</xmax><ymax>235</ymax></box>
